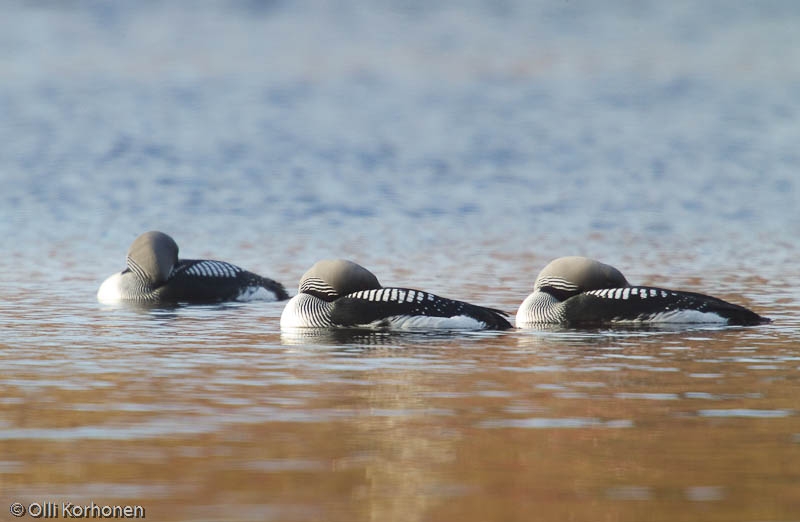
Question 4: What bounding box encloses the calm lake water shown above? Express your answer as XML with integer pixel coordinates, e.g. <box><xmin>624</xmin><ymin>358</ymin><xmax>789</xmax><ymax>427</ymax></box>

<box><xmin>2</xmin><ymin>1</ymin><xmax>799</xmax><ymax>521</ymax></box>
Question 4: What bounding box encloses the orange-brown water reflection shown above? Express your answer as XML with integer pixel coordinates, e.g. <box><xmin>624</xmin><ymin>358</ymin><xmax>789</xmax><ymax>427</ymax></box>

<box><xmin>2</xmin><ymin>279</ymin><xmax>799</xmax><ymax>522</ymax></box>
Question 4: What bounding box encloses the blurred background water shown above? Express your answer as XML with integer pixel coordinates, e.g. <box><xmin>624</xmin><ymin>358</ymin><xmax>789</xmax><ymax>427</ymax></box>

<box><xmin>1</xmin><ymin>1</ymin><xmax>799</xmax><ymax>521</ymax></box>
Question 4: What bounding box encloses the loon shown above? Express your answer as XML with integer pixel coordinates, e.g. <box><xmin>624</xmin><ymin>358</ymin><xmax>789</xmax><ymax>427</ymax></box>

<box><xmin>97</xmin><ymin>231</ymin><xmax>289</xmax><ymax>304</ymax></box>
<box><xmin>515</xmin><ymin>256</ymin><xmax>770</xmax><ymax>327</ymax></box>
<box><xmin>280</xmin><ymin>259</ymin><xmax>511</xmax><ymax>330</ymax></box>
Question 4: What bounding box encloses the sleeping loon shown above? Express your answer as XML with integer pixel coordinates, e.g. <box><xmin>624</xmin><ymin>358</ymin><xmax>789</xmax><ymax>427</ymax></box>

<box><xmin>280</xmin><ymin>259</ymin><xmax>511</xmax><ymax>330</ymax></box>
<box><xmin>515</xmin><ymin>256</ymin><xmax>769</xmax><ymax>327</ymax></box>
<box><xmin>97</xmin><ymin>231</ymin><xmax>289</xmax><ymax>304</ymax></box>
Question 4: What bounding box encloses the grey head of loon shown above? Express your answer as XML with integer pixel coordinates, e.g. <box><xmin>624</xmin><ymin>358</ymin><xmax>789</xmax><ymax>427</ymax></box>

<box><xmin>126</xmin><ymin>230</ymin><xmax>179</xmax><ymax>287</ymax></box>
<box><xmin>534</xmin><ymin>256</ymin><xmax>630</xmax><ymax>298</ymax></box>
<box><xmin>298</xmin><ymin>259</ymin><xmax>382</xmax><ymax>301</ymax></box>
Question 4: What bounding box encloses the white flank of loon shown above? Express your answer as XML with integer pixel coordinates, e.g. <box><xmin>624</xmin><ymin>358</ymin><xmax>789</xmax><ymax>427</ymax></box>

<box><xmin>515</xmin><ymin>256</ymin><xmax>770</xmax><ymax>327</ymax></box>
<box><xmin>280</xmin><ymin>259</ymin><xmax>511</xmax><ymax>330</ymax></box>
<box><xmin>97</xmin><ymin>231</ymin><xmax>289</xmax><ymax>304</ymax></box>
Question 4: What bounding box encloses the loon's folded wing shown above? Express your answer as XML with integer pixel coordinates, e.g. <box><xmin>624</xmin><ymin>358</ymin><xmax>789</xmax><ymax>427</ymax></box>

<box><xmin>330</xmin><ymin>287</ymin><xmax>511</xmax><ymax>330</ymax></box>
<box><xmin>162</xmin><ymin>260</ymin><xmax>288</xmax><ymax>302</ymax></box>
<box><xmin>562</xmin><ymin>286</ymin><xmax>768</xmax><ymax>326</ymax></box>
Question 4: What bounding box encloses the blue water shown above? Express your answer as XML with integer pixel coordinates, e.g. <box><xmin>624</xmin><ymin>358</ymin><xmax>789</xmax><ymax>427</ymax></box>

<box><xmin>3</xmin><ymin>1</ymin><xmax>799</xmax><ymax>263</ymax></box>
<box><xmin>2</xmin><ymin>2</ymin><xmax>799</xmax><ymax>521</ymax></box>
